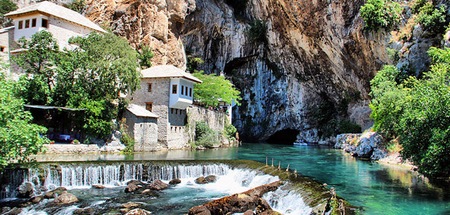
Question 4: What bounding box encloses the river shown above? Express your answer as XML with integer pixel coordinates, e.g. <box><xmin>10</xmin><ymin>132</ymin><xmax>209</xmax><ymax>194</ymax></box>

<box><xmin>22</xmin><ymin>143</ymin><xmax>450</xmax><ymax>214</ymax></box>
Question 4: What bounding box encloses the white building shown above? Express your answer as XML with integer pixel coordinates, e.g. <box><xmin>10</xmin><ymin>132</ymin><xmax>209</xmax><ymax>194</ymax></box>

<box><xmin>126</xmin><ymin>65</ymin><xmax>202</xmax><ymax>150</ymax></box>
<box><xmin>0</xmin><ymin>1</ymin><xmax>105</xmax><ymax>77</ymax></box>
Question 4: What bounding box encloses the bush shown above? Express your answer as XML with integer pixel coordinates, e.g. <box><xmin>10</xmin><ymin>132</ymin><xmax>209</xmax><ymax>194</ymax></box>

<box><xmin>415</xmin><ymin>3</ymin><xmax>448</xmax><ymax>34</ymax></box>
<box><xmin>195</xmin><ymin>121</ymin><xmax>217</xmax><ymax>148</ymax></box>
<box><xmin>224</xmin><ymin>124</ymin><xmax>237</xmax><ymax>139</ymax></box>
<box><xmin>369</xmin><ymin>47</ymin><xmax>450</xmax><ymax>179</ymax></box>
<box><xmin>360</xmin><ymin>0</ymin><xmax>403</xmax><ymax>31</ymax></box>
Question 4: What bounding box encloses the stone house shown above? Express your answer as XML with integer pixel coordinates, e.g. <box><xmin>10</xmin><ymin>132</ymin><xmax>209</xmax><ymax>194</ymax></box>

<box><xmin>125</xmin><ymin>65</ymin><xmax>202</xmax><ymax>151</ymax></box>
<box><xmin>0</xmin><ymin>1</ymin><xmax>105</xmax><ymax>78</ymax></box>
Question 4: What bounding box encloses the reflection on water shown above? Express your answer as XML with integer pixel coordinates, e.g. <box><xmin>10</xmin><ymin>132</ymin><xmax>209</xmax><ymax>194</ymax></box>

<box><xmin>33</xmin><ymin>147</ymin><xmax>239</xmax><ymax>162</ymax></box>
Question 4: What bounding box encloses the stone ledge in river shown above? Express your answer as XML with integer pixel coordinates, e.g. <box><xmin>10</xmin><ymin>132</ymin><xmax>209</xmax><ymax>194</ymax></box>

<box><xmin>188</xmin><ymin>181</ymin><xmax>282</xmax><ymax>215</ymax></box>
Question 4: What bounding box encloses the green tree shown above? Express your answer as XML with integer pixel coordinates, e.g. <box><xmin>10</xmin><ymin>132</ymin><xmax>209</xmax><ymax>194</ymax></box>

<box><xmin>193</xmin><ymin>71</ymin><xmax>242</xmax><ymax>107</ymax></box>
<box><xmin>370</xmin><ymin>48</ymin><xmax>450</xmax><ymax>179</ymax></box>
<box><xmin>13</xmin><ymin>31</ymin><xmax>60</xmax><ymax>105</ymax></box>
<box><xmin>360</xmin><ymin>0</ymin><xmax>402</xmax><ymax>31</ymax></box>
<box><xmin>0</xmin><ymin>0</ymin><xmax>17</xmax><ymax>27</ymax></box>
<box><xmin>65</xmin><ymin>0</ymin><xmax>86</xmax><ymax>14</ymax></box>
<box><xmin>138</xmin><ymin>45</ymin><xmax>154</xmax><ymax>69</ymax></box>
<box><xmin>14</xmin><ymin>31</ymin><xmax>141</xmax><ymax>139</ymax></box>
<box><xmin>0</xmin><ymin>72</ymin><xmax>49</xmax><ymax>170</ymax></box>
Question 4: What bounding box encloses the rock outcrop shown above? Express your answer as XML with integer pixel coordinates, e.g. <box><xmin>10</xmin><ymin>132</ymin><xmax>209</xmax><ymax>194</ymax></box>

<box><xmin>77</xmin><ymin>0</ymin><xmax>387</xmax><ymax>143</ymax></box>
<box><xmin>335</xmin><ymin>132</ymin><xmax>386</xmax><ymax>160</ymax></box>
<box><xmin>188</xmin><ymin>181</ymin><xmax>282</xmax><ymax>215</ymax></box>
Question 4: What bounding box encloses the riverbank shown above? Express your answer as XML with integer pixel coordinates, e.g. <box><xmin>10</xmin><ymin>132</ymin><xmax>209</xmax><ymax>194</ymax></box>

<box><xmin>334</xmin><ymin>132</ymin><xmax>418</xmax><ymax>171</ymax></box>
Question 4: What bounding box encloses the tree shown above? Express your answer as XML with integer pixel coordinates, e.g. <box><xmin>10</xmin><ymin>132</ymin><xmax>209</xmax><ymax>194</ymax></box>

<box><xmin>0</xmin><ymin>0</ymin><xmax>17</xmax><ymax>27</ymax></box>
<box><xmin>415</xmin><ymin>3</ymin><xmax>448</xmax><ymax>34</ymax></box>
<box><xmin>0</xmin><ymin>72</ymin><xmax>49</xmax><ymax>170</ymax></box>
<box><xmin>360</xmin><ymin>0</ymin><xmax>402</xmax><ymax>31</ymax></box>
<box><xmin>14</xmin><ymin>31</ymin><xmax>141</xmax><ymax>139</ymax></box>
<box><xmin>138</xmin><ymin>45</ymin><xmax>154</xmax><ymax>69</ymax></box>
<box><xmin>193</xmin><ymin>71</ymin><xmax>241</xmax><ymax>107</ymax></box>
<box><xmin>13</xmin><ymin>31</ymin><xmax>60</xmax><ymax>105</ymax></box>
<box><xmin>370</xmin><ymin>47</ymin><xmax>450</xmax><ymax>179</ymax></box>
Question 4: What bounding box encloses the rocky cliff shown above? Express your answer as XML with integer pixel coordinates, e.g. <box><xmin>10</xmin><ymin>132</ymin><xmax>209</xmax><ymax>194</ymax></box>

<box><xmin>11</xmin><ymin>0</ymin><xmax>391</xmax><ymax>143</ymax></box>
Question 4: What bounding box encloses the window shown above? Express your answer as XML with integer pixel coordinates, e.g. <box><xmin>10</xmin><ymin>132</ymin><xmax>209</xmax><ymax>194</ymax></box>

<box><xmin>189</xmin><ymin>88</ymin><xmax>192</xmax><ymax>97</ymax></box>
<box><xmin>145</xmin><ymin>102</ymin><xmax>153</xmax><ymax>112</ymax></box>
<box><xmin>171</xmin><ymin>108</ymin><xmax>174</xmax><ymax>114</ymax></box>
<box><xmin>175</xmin><ymin>109</ymin><xmax>178</xmax><ymax>114</ymax></box>
<box><xmin>42</xmin><ymin>19</ymin><xmax>48</xmax><ymax>28</ymax></box>
<box><xmin>147</xmin><ymin>83</ymin><xmax>152</xmax><ymax>92</ymax></box>
<box><xmin>172</xmin><ymin>84</ymin><xmax>177</xmax><ymax>94</ymax></box>
<box><xmin>25</xmin><ymin>19</ymin><xmax>30</xmax><ymax>28</ymax></box>
<box><xmin>0</xmin><ymin>47</ymin><xmax>4</xmax><ymax>52</ymax></box>
<box><xmin>18</xmin><ymin>20</ymin><xmax>23</xmax><ymax>29</ymax></box>
<box><xmin>181</xmin><ymin>85</ymin><xmax>184</xmax><ymax>95</ymax></box>
<box><xmin>31</xmin><ymin>18</ymin><xmax>37</xmax><ymax>27</ymax></box>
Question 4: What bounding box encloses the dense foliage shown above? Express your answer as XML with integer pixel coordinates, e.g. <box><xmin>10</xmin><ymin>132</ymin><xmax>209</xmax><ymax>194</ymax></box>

<box><xmin>194</xmin><ymin>121</ymin><xmax>217</xmax><ymax>148</ymax></box>
<box><xmin>138</xmin><ymin>45</ymin><xmax>154</xmax><ymax>69</ymax></box>
<box><xmin>0</xmin><ymin>72</ymin><xmax>49</xmax><ymax>170</ymax></box>
<box><xmin>0</xmin><ymin>0</ymin><xmax>17</xmax><ymax>27</ymax></box>
<box><xmin>360</xmin><ymin>0</ymin><xmax>402</xmax><ymax>31</ymax></box>
<box><xmin>14</xmin><ymin>31</ymin><xmax>140</xmax><ymax>139</ymax></box>
<box><xmin>193</xmin><ymin>71</ymin><xmax>241</xmax><ymax>107</ymax></box>
<box><xmin>415</xmin><ymin>2</ymin><xmax>448</xmax><ymax>33</ymax></box>
<box><xmin>370</xmin><ymin>47</ymin><xmax>450</xmax><ymax>179</ymax></box>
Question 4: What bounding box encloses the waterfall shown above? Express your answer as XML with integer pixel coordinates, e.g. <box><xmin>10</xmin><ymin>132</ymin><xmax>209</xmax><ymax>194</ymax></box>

<box><xmin>263</xmin><ymin>184</ymin><xmax>313</xmax><ymax>214</ymax></box>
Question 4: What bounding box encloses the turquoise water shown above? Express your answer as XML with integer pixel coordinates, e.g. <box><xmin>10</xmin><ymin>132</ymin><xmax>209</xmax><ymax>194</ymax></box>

<box><xmin>32</xmin><ymin>143</ymin><xmax>450</xmax><ymax>214</ymax></box>
<box><xmin>236</xmin><ymin>143</ymin><xmax>450</xmax><ymax>215</ymax></box>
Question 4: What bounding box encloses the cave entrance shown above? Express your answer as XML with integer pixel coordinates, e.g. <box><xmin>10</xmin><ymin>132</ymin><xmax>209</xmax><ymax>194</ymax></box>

<box><xmin>266</xmin><ymin>129</ymin><xmax>300</xmax><ymax>145</ymax></box>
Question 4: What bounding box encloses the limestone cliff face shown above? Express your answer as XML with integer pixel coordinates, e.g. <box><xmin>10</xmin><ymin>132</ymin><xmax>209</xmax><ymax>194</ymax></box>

<box><xmin>11</xmin><ymin>0</ymin><xmax>390</xmax><ymax>143</ymax></box>
<box><xmin>180</xmin><ymin>0</ymin><xmax>388</xmax><ymax>143</ymax></box>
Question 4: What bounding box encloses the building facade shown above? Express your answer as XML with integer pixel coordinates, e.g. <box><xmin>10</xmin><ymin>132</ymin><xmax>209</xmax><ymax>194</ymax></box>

<box><xmin>127</xmin><ymin>65</ymin><xmax>202</xmax><ymax>150</ymax></box>
<box><xmin>0</xmin><ymin>1</ymin><xmax>105</xmax><ymax>78</ymax></box>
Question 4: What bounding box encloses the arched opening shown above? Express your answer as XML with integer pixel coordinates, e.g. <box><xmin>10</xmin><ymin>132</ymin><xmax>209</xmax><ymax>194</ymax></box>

<box><xmin>266</xmin><ymin>129</ymin><xmax>300</xmax><ymax>145</ymax></box>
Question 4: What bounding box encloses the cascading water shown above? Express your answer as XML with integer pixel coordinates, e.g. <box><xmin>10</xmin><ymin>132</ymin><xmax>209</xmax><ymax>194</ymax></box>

<box><xmin>1</xmin><ymin>162</ymin><xmax>314</xmax><ymax>215</ymax></box>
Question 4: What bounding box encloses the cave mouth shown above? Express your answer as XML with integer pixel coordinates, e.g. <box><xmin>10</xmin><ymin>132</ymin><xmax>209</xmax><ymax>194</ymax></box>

<box><xmin>266</xmin><ymin>129</ymin><xmax>300</xmax><ymax>145</ymax></box>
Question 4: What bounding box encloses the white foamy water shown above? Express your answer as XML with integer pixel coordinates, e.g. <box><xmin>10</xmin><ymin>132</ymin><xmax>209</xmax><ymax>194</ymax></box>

<box><xmin>6</xmin><ymin>163</ymin><xmax>313</xmax><ymax>214</ymax></box>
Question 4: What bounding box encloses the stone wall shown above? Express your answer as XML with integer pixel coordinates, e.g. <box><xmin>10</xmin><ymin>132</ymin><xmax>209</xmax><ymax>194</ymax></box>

<box><xmin>123</xmin><ymin>110</ymin><xmax>159</xmax><ymax>152</ymax></box>
<box><xmin>130</xmin><ymin>78</ymin><xmax>171</xmax><ymax>146</ymax></box>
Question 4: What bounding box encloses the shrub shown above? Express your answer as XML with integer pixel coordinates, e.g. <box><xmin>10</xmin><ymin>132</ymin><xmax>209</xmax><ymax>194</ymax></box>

<box><xmin>195</xmin><ymin>121</ymin><xmax>217</xmax><ymax>148</ymax></box>
<box><xmin>224</xmin><ymin>124</ymin><xmax>237</xmax><ymax>139</ymax></box>
<box><xmin>360</xmin><ymin>0</ymin><xmax>403</xmax><ymax>31</ymax></box>
<box><xmin>415</xmin><ymin>3</ymin><xmax>448</xmax><ymax>34</ymax></box>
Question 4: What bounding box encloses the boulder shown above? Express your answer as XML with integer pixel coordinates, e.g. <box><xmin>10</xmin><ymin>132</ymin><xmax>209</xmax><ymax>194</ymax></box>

<box><xmin>17</xmin><ymin>182</ymin><xmax>34</xmax><ymax>198</ymax></box>
<box><xmin>1</xmin><ymin>207</ymin><xmax>22</xmax><ymax>215</ymax></box>
<box><xmin>205</xmin><ymin>175</ymin><xmax>217</xmax><ymax>183</ymax></box>
<box><xmin>53</xmin><ymin>191</ymin><xmax>78</xmax><ymax>205</ymax></box>
<box><xmin>92</xmin><ymin>184</ymin><xmax>106</xmax><ymax>189</ymax></box>
<box><xmin>122</xmin><ymin>202</ymin><xmax>143</xmax><ymax>209</ymax></box>
<box><xmin>30</xmin><ymin>195</ymin><xmax>45</xmax><ymax>204</ymax></box>
<box><xmin>148</xmin><ymin>180</ymin><xmax>168</xmax><ymax>191</ymax></box>
<box><xmin>188</xmin><ymin>181</ymin><xmax>281</xmax><ymax>215</ymax></box>
<box><xmin>194</xmin><ymin>176</ymin><xmax>207</xmax><ymax>184</ymax></box>
<box><xmin>124</xmin><ymin>208</ymin><xmax>152</xmax><ymax>215</ymax></box>
<box><xmin>44</xmin><ymin>187</ymin><xmax>67</xmax><ymax>199</ymax></box>
<box><xmin>354</xmin><ymin>132</ymin><xmax>383</xmax><ymax>159</ymax></box>
<box><xmin>125</xmin><ymin>180</ymin><xmax>144</xmax><ymax>193</ymax></box>
<box><xmin>73</xmin><ymin>207</ymin><xmax>95</xmax><ymax>215</ymax></box>
<box><xmin>169</xmin><ymin>178</ymin><xmax>181</xmax><ymax>185</ymax></box>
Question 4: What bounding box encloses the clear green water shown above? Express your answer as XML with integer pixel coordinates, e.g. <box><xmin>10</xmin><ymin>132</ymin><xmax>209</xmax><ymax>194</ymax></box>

<box><xmin>33</xmin><ymin>143</ymin><xmax>450</xmax><ymax>214</ymax></box>
<box><xmin>236</xmin><ymin>143</ymin><xmax>450</xmax><ymax>215</ymax></box>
